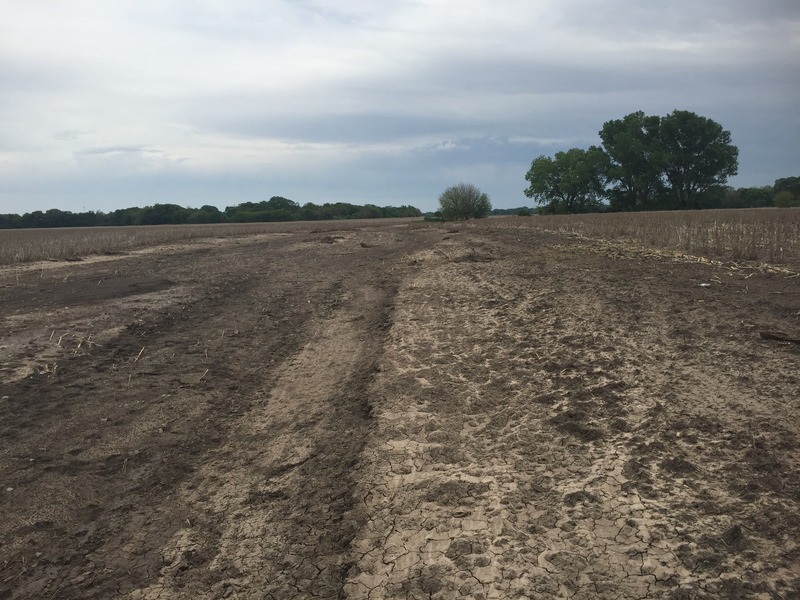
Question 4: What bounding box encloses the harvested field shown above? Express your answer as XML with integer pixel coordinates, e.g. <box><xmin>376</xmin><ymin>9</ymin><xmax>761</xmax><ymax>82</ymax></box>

<box><xmin>482</xmin><ymin>208</ymin><xmax>800</xmax><ymax>265</ymax></box>
<box><xmin>0</xmin><ymin>219</ymin><xmax>417</xmax><ymax>265</ymax></box>
<box><xmin>1</xmin><ymin>219</ymin><xmax>798</xmax><ymax>599</ymax></box>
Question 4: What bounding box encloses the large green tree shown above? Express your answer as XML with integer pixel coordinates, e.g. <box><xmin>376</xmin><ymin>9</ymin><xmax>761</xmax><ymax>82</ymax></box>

<box><xmin>660</xmin><ymin>110</ymin><xmax>739</xmax><ymax>209</ymax></box>
<box><xmin>599</xmin><ymin>111</ymin><xmax>665</xmax><ymax>211</ymax></box>
<box><xmin>524</xmin><ymin>147</ymin><xmax>607</xmax><ymax>214</ymax></box>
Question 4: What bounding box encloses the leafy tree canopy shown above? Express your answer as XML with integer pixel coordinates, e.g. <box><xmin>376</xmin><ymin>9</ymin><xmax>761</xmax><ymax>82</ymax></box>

<box><xmin>660</xmin><ymin>110</ymin><xmax>739</xmax><ymax>209</ymax></box>
<box><xmin>772</xmin><ymin>176</ymin><xmax>800</xmax><ymax>207</ymax></box>
<box><xmin>438</xmin><ymin>183</ymin><xmax>492</xmax><ymax>220</ymax></box>
<box><xmin>774</xmin><ymin>190</ymin><xmax>800</xmax><ymax>207</ymax></box>
<box><xmin>264</xmin><ymin>196</ymin><xmax>298</xmax><ymax>211</ymax></box>
<box><xmin>599</xmin><ymin>111</ymin><xmax>665</xmax><ymax>211</ymax></box>
<box><xmin>774</xmin><ymin>177</ymin><xmax>800</xmax><ymax>199</ymax></box>
<box><xmin>525</xmin><ymin>110</ymin><xmax>744</xmax><ymax>213</ymax></box>
<box><xmin>0</xmin><ymin>198</ymin><xmax>422</xmax><ymax>229</ymax></box>
<box><xmin>524</xmin><ymin>147</ymin><xmax>607</xmax><ymax>214</ymax></box>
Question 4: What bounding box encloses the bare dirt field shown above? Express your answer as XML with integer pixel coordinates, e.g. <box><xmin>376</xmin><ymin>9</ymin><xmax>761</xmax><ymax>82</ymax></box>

<box><xmin>1</xmin><ymin>221</ymin><xmax>798</xmax><ymax>599</ymax></box>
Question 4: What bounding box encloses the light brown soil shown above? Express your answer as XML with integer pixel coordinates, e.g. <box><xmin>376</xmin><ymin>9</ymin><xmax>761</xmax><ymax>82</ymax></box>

<box><xmin>1</xmin><ymin>222</ymin><xmax>798</xmax><ymax>599</ymax></box>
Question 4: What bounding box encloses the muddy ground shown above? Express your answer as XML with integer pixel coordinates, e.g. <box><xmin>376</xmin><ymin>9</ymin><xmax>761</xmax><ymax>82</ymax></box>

<box><xmin>1</xmin><ymin>221</ymin><xmax>798</xmax><ymax>599</ymax></box>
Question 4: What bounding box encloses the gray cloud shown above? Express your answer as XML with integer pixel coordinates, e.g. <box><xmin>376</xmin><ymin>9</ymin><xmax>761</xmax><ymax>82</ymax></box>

<box><xmin>0</xmin><ymin>0</ymin><xmax>798</xmax><ymax>215</ymax></box>
<box><xmin>77</xmin><ymin>146</ymin><xmax>153</xmax><ymax>156</ymax></box>
<box><xmin>53</xmin><ymin>130</ymin><xmax>88</xmax><ymax>141</ymax></box>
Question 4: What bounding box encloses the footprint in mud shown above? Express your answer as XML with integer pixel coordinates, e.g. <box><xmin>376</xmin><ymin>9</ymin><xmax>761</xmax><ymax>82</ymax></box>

<box><xmin>422</xmin><ymin>480</ymin><xmax>490</xmax><ymax>507</ymax></box>
<box><xmin>425</xmin><ymin>445</ymin><xmax>467</xmax><ymax>465</ymax></box>
<box><xmin>660</xmin><ymin>456</ymin><xmax>697</xmax><ymax>475</ymax></box>
<box><xmin>562</xmin><ymin>490</ymin><xmax>597</xmax><ymax>507</ymax></box>
<box><xmin>549</xmin><ymin>408</ymin><xmax>604</xmax><ymax>442</ymax></box>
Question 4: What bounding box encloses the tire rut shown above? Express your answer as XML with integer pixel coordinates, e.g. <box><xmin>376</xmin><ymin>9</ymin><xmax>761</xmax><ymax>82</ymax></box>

<box><xmin>126</xmin><ymin>281</ymin><xmax>394</xmax><ymax>599</ymax></box>
<box><xmin>1</xmin><ymin>226</ymin><xmax>434</xmax><ymax>599</ymax></box>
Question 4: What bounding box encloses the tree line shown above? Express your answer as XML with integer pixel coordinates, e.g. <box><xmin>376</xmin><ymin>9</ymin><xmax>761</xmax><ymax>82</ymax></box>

<box><xmin>525</xmin><ymin>109</ymin><xmax>799</xmax><ymax>213</ymax></box>
<box><xmin>0</xmin><ymin>197</ymin><xmax>422</xmax><ymax>229</ymax></box>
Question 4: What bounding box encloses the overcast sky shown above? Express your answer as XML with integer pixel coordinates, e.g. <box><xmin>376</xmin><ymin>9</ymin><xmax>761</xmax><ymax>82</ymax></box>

<box><xmin>1</xmin><ymin>0</ymin><xmax>798</xmax><ymax>214</ymax></box>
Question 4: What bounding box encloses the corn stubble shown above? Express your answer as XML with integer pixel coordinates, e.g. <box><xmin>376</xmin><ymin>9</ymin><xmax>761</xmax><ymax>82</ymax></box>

<box><xmin>473</xmin><ymin>208</ymin><xmax>799</xmax><ymax>268</ymax></box>
<box><xmin>0</xmin><ymin>219</ymin><xmax>412</xmax><ymax>266</ymax></box>
<box><xmin>2</xmin><ymin>211</ymin><xmax>798</xmax><ymax>268</ymax></box>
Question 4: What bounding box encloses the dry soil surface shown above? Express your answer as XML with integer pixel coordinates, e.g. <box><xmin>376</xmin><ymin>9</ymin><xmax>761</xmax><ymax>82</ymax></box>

<box><xmin>1</xmin><ymin>222</ymin><xmax>798</xmax><ymax>599</ymax></box>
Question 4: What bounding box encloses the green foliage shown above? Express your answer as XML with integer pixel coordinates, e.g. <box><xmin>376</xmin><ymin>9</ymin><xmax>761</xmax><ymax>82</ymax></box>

<box><xmin>356</xmin><ymin>204</ymin><xmax>384</xmax><ymax>219</ymax></box>
<box><xmin>0</xmin><ymin>198</ymin><xmax>422</xmax><ymax>229</ymax></box>
<box><xmin>527</xmin><ymin>109</ymin><xmax>741</xmax><ymax>214</ymax></box>
<box><xmin>773</xmin><ymin>190</ymin><xmax>799</xmax><ymax>208</ymax></box>
<box><xmin>718</xmin><ymin>186</ymin><xmax>773</xmax><ymax>209</ymax></box>
<box><xmin>774</xmin><ymin>177</ymin><xmax>800</xmax><ymax>199</ymax></box>
<box><xmin>660</xmin><ymin>110</ymin><xmax>739</xmax><ymax>209</ymax></box>
<box><xmin>764</xmin><ymin>175</ymin><xmax>799</xmax><ymax>211</ymax></box>
<box><xmin>599</xmin><ymin>111</ymin><xmax>665</xmax><ymax>211</ymax></box>
<box><xmin>187</xmin><ymin>205</ymin><xmax>224</xmax><ymax>224</ymax></box>
<box><xmin>489</xmin><ymin>207</ymin><xmax>531</xmax><ymax>216</ymax></box>
<box><xmin>264</xmin><ymin>196</ymin><xmax>298</xmax><ymax>211</ymax></box>
<box><xmin>438</xmin><ymin>183</ymin><xmax>492</xmax><ymax>220</ymax></box>
<box><xmin>516</xmin><ymin>207</ymin><xmax>533</xmax><ymax>216</ymax></box>
<box><xmin>135</xmin><ymin>204</ymin><xmax>187</xmax><ymax>225</ymax></box>
<box><xmin>524</xmin><ymin>147</ymin><xmax>607</xmax><ymax>214</ymax></box>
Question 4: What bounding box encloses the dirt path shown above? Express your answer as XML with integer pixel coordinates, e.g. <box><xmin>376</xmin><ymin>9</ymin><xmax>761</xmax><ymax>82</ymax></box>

<box><xmin>0</xmin><ymin>225</ymin><xmax>437</xmax><ymax>599</ymax></box>
<box><xmin>1</xmin><ymin>222</ymin><xmax>798</xmax><ymax>599</ymax></box>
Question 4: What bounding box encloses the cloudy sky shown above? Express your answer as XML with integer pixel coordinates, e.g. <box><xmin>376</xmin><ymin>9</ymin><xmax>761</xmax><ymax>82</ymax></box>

<box><xmin>1</xmin><ymin>0</ymin><xmax>798</xmax><ymax>214</ymax></box>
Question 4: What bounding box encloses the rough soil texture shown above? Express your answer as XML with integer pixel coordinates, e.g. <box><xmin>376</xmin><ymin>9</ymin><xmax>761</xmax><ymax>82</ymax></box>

<box><xmin>1</xmin><ymin>222</ymin><xmax>798</xmax><ymax>599</ymax></box>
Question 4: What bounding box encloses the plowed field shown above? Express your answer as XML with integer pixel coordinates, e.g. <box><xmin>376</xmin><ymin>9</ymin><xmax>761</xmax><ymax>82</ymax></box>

<box><xmin>1</xmin><ymin>221</ymin><xmax>798</xmax><ymax>599</ymax></box>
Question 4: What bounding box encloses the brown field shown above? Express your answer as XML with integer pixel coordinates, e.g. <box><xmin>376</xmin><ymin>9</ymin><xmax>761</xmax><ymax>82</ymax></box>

<box><xmin>1</xmin><ymin>216</ymin><xmax>798</xmax><ymax>599</ymax></box>
<box><xmin>481</xmin><ymin>208</ymin><xmax>800</xmax><ymax>266</ymax></box>
<box><xmin>0</xmin><ymin>219</ymin><xmax>418</xmax><ymax>266</ymax></box>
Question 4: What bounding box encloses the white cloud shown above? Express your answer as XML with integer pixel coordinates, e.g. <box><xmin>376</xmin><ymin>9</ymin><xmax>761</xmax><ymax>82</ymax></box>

<box><xmin>0</xmin><ymin>0</ymin><xmax>798</xmax><ymax>213</ymax></box>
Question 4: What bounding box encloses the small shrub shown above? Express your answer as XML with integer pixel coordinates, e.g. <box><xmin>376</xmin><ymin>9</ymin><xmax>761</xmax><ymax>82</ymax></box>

<box><xmin>438</xmin><ymin>183</ymin><xmax>492</xmax><ymax>221</ymax></box>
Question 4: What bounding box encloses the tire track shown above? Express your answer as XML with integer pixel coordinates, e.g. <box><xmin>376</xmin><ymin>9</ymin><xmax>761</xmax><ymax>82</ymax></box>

<box><xmin>345</xmin><ymin>227</ymin><xmax>800</xmax><ymax>599</ymax></box>
<box><xmin>1</xmin><ymin>227</ymin><xmax>436</xmax><ymax>599</ymax></box>
<box><xmin>126</xmin><ymin>283</ymin><xmax>389</xmax><ymax>599</ymax></box>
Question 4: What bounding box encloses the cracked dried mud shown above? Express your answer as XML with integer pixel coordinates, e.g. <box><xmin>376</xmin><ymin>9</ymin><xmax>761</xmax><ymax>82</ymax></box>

<box><xmin>1</xmin><ymin>221</ymin><xmax>798</xmax><ymax>599</ymax></box>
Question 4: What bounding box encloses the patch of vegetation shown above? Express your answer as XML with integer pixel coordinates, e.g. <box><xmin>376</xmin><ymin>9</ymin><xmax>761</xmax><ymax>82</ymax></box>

<box><xmin>524</xmin><ymin>109</ymin><xmax>796</xmax><ymax>213</ymax></box>
<box><xmin>438</xmin><ymin>183</ymin><xmax>492</xmax><ymax>221</ymax></box>
<box><xmin>0</xmin><ymin>196</ymin><xmax>422</xmax><ymax>229</ymax></box>
<box><xmin>489</xmin><ymin>207</ymin><xmax>533</xmax><ymax>216</ymax></box>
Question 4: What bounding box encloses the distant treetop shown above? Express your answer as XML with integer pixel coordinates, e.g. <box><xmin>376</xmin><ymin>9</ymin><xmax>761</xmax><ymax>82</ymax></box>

<box><xmin>0</xmin><ymin>198</ymin><xmax>422</xmax><ymax>229</ymax></box>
